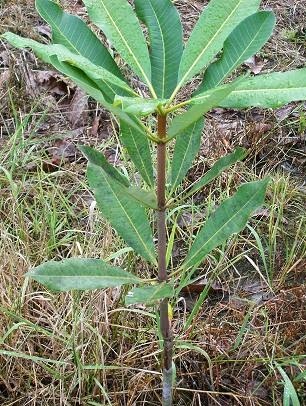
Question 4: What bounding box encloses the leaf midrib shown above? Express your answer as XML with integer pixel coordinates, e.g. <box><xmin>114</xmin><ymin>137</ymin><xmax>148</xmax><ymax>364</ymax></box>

<box><xmin>212</xmin><ymin>15</ymin><xmax>272</xmax><ymax>88</ymax></box>
<box><xmin>231</xmin><ymin>87</ymin><xmax>306</xmax><ymax>93</ymax></box>
<box><xmin>127</xmin><ymin>126</ymin><xmax>153</xmax><ymax>187</ymax></box>
<box><xmin>36</xmin><ymin>275</ymin><xmax>137</xmax><ymax>280</ymax></box>
<box><xmin>95</xmin><ymin>165</ymin><xmax>156</xmax><ymax>265</ymax></box>
<box><xmin>171</xmin><ymin>121</ymin><xmax>199</xmax><ymax>193</ymax></box>
<box><xmin>97</xmin><ymin>0</ymin><xmax>154</xmax><ymax>96</ymax></box>
<box><xmin>35</xmin><ymin>9</ymin><xmax>130</xmax><ymax>97</ymax></box>
<box><xmin>177</xmin><ymin>0</ymin><xmax>244</xmax><ymax>90</ymax></box>
<box><xmin>147</xmin><ymin>0</ymin><xmax>166</xmax><ymax>98</ymax></box>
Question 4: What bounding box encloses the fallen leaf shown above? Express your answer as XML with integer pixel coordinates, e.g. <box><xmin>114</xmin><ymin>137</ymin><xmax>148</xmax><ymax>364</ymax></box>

<box><xmin>244</xmin><ymin>56</ymin><xmax>265</xmax><ymax>75</ymax></box>
<box><xmin>68</xmin><ymin>88</ymin><xmax>88</xmax><ymax>128</ymax></box>
<box><xmin>35</xmin><ymin>25</ymin><xmax>52</xmax><ymax>39</ymax></box>
<box><xmin>0</xmin><ymin>70</ymin><xmax>10</xmax><ymax>89</ymax></box>
<box><xmin>50</xmin><ymin>139</ymin><xmax>77</xmax><ymax>162</ymax></box>
<box><xmin>91</xmin><ymin>114</ymin><xmax>101</xmax><ymax>137</ymax></box>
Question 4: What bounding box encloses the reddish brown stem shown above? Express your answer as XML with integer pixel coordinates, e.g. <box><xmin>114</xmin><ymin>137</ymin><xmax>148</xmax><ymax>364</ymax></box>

<box><xmin>157</xmin><ymin>114</ymin><xmax>173</xmax><ymax>405</ymax></box>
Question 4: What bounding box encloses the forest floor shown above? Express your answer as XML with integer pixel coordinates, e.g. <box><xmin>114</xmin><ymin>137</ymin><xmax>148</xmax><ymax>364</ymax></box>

<box><xmin>0</xmin><ymin>0</ymin><xmax>305</xmax><ymax>405</ymax></box>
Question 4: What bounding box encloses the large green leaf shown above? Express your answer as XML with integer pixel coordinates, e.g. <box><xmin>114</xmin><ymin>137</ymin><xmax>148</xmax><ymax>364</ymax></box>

<box><xmin>2</xmin><ymin>33</ymin><xmax>135</xmax><ymax>98</ymax></box>
<box><xmin>176</xmin><ymin>0</ymin><xmax>260</xmax><ymax>92</ymax></box>
<box><xmin>47</xmin><ymin>55</ymin><xmax>124</xmax><ymax>107</ymax></box>
<box><xmin>83</xmin><ymin>0</ymin><xmax>153</xmax><ymax>94</ymax></box>
<box><xmin>197</xmin><ymin>11</ymin><xmax>276</xmax><ymax>93</ymax></box>
<box><xmin>125</xmin><ymin>283</ymin><xmax>174</xmax><ymax>305</ymax></box>
<box><xmin>167</xmin><ymin>79</ymin><xmax>241</xmax><ymax>141</ymax></box>
<box><xmin>219</xmin><ymin>68</ymin><xmax>306</xmax><ymax>108</ymax></box>
<box><xmin>81</xmin><ymin>145</ymin><xmax>157</xmax><ymax>208</ymax></box>
<box><xmin>49</xmin><ymin>56</ymin><xmax>110</xmax><ymax>104</ymax></box>
<box><xmin>87</xmin><ymin>163</ymin><xmax>157</xmax><ymax>265</ymax></box>
<box><xmin>120</xmin><ymin>121</ymin><xmax>154</xmax><ymax>187</ymax></box>
<box><xmin>27</xmin><ymin>258</ymin><xmax>140</xmax><ymax>291</ymax></box>
<box><xmin>35</xmin><ymin>0</ymin><xmax>123</xmax><ymax>79</ymax></box>
<box><xmin>170</xmin><ymin>117</ymin><xmax>204</xmax><ymax>194</ymax></box>
<box><xmin>187</xmin><ymin>147</ymin><xmax>247</xmax><ymax>196</ymax></box>
<box><xmin>181</xmin><ymin>179</ymin><xmax>269</xmax><ymax>271</ymax></box>
<box><xmin>135</xmin><ymin>0</ymin><xmax>183</xmax><ymax>98</ymax></box>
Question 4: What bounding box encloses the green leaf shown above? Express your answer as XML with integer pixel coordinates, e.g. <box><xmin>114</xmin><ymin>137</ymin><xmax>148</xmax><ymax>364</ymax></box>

<box><xmin>2</xmin><ymin>33</ymin><xmax>135</xmax><ymax>99</ymax></box>
<box><xmin>35</xmin><ymin>0</ymin><xmax>123</xmax><ymax>79</ymax></box>
<box><xmin>170</xmin><ymin>117</ymin><xmax>204</xmax><ymax>193</ymax></box>
<box><xmin>79</xmin><ymin>145</ymin><xmax>130</xmax><ymax>187</ymax></box>
<box><xmin>27</xmin><ymin>258</ymin><xmax>140</xmax><ymax>291</ymax></box>
<box><xmin>177</xmin><ymin>0</ymin><xmax>260</xmax><ymax>91</ymax></box>
<box><xmin>125</xmin><ymin>283</ymin><xmax>174</xmax><ymax>305</ymax></box>
<box><xmin>49</xmin><ymin>55</ymin><xmax>128</xmax><ymax>109</ymax></box>
<box><xmin>114</xmin><ymin>96</ymin><xmax>167</xmax><ymax>116</ymax></box>
<box><xmin>219</xmin><ymin>68</ymin><xmax>306</xmax><ymax>108</ymax></box>
<box><xmin>181</xmin><ymin>179</ymin><xmax>269</xmax><ymax>271</ymax></box>
<box><xmin>87</xmin><ymin>163</ymin><xmax>156</xmax><ymax>265</ymax></box>
<box><xmin>187</xmin><ymin>147</ymin><xmax>247</xmax><ymax>196</ymax></box>
<box><xmin>83</xmin><ymin>0</ymin><xmax>153</xmax><ymax>94</ymax></box>
<box><xmin>120</xmin><ymin>121</ymin><xmax>154</xmax><ymax>187</ymax></box>
<box><xmin>126</xmin><ymin>187</ymin><xmax>157</xmax><ymax>210</ymax></box>
<box><xmin>135</xmin><ymin>0</ymin><xmax>183</xmax><ymax>98</ymax></box>
<box><xmin>48</xmin><ymin>56</ymin><xmax>107</xmax><ymax>103</ymax></box>
<box><xmin>197</xmin><ymin>11</ymin><xmax>276</xmax><ymax>92</ymax></box>
<box><xmin>81</xmin><ymin>145</ymin><xmax>156</xmax><ymax>208</ymax></box>
<box><xmin>30</xmin><ymin>56</ymin><xmax>145</xmax><ymax>136</ymax></box>
<box><xmin>168</xmin><ymin>79</ymin><xmax>241</xmax><ymax>140</ymax></box>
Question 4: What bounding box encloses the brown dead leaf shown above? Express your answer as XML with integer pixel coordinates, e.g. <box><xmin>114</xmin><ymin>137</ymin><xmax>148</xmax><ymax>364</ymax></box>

<box><xmin>244</xmin><ymin>56</ymin><xmax>265</xmax><ymax>75</ymax></box>
<box><xmin>35</xmin><ymin>25</ymin><xmax>52</xmax><ymax>39</ymax></box>
<box><xmin>0</xmin><ymin>70</ymin><xmax>10</xmax><ymax>90</ymax></box>
<box><xmin>23</xmin><ymin>69</ymin><xmax>71</xmax><ymax>99</ymax></box>
<box><xmin>68</xmin><ymin>88</ymin><xmax>88</xmax><ymax>128</ymax></box>
<box><xmin>50</xmin><ymin>139</ymin><xmax>77</xmax><ymax>163</ymax></box>
<box><xmin>91</xmin><ymin>114</ymin><xmax>101</xmax><ymax>137</ymax></box>
<box><xmin>0</xmin><ymin>50</ymin><xmax>10</xmax><ymax>67</ymax></box>
<box><xmin>34</xmin><ymin>70</ymin><xmax>70</xmax><ymax>96</ymax></box>
<box><xmin>252</xmin><ymin>208</ymin><xmax>270</xmax><ymax>218</ymax></box>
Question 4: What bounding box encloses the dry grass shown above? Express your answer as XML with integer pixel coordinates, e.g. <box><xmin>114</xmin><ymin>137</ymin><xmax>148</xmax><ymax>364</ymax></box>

<box><xmin>0</xmin><ymin>0</ymin><xmax>305</xmax><ymax>405</ymax></box>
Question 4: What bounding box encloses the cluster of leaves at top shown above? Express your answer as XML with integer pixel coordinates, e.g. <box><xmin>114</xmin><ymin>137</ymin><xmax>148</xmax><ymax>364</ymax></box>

<box><xmin>3</xmin><ymin>0</ymin><xmax>306</xmax><ymax>400</ymax></box>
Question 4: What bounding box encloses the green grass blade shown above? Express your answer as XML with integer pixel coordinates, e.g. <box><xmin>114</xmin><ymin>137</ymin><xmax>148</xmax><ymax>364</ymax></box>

<box><xmin>187</xmin><ymin>147</ymin><xmax>247</xmax><ymax>196</ymax></box>
<box><xmin>35</xmin><ymin>0</ymin><xmax>123</xmax><ymax>79</ymax></box>
<box><xmin>0</xmin><ymin>350</ymin><xmax>68</xmax><ymax>365</ymax></box>
<box><xmin>125</xmin><ymin>283</ymin><xmax>174</xmax><ymax>305</ymax></box>
<box><xmin>27</xmin><ymin>258</ymin><xmax>140</xmax><ymax>291</ymax></box>
<box><xmin>220</xmin><ymin>68</ymin><xmax>306</xmax><ymax>108</ymax></box>
<box><xmin>120</xmin><ymin>121</ymin><xmax>154</xmax><ymax>187</ymax></box>
<box><xmin>176</xmin><ymin>0</ymin><xmax>260</xmax><ymax>92</ymax></box>
<box><xmin>170</xmin><ymin>117</ymin><xmax>204</xmax><ymax>194</ymax></box>
<box><xmin>181</xmin><ymin>179</ymin><xmax>269</xmax><ymax>271</ymax></box>
<box><xmin>276</xmin><ymin>364</ymin><xmax>301</xmax><ymax>406</ymax></box>
<box><xmin>135</xmin><ymin>0</ymin><xmax>183</xmax><ymax>98</ymax></box>
<box><xmin>87</xmin><ymin>163</ymin><xmax>157</xmax><ymax>265</ymax></box>
<box><xmin>83</xmin><ymin>0</ymin><xmax>153</xmax><ymax>95</ymax></box>
<box><xmin>197</xmin><ymin>11</ymin><xmax>276</xmax><ymax>92</ymax></box>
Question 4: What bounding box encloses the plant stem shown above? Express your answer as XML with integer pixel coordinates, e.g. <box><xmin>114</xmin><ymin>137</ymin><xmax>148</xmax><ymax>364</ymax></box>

<box><xmin>157</xmin><ymin>114</ymin><xmax>173</xmax><ymax>405</ymax></box>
